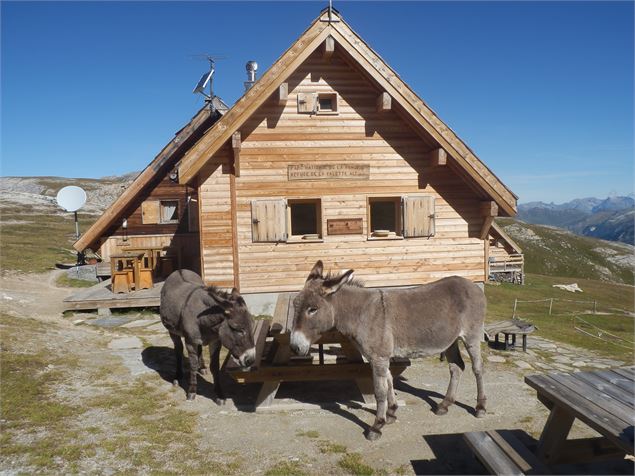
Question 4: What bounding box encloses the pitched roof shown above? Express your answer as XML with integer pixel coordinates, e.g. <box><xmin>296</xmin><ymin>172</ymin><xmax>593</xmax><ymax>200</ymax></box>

<box><xmin>177</xmin><ymin>9</ymin><xmax>517</xmax><ymax>216</ymax></box>
<box><xmin>73</xmin><ymin>98</ymin><xmax>228</xmax><ymax>252</ymax></box>
<box><xmin>490</xmin><ymin>221</ymin><xmax>523</xmax><ymax>254</ymax></box>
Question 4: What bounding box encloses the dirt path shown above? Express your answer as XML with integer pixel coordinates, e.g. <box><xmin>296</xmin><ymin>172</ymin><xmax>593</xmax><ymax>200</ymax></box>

<box><xmin>0</xmin><ymin>271</ymin><xmax>632</xmax><ymax>475</ymax></box>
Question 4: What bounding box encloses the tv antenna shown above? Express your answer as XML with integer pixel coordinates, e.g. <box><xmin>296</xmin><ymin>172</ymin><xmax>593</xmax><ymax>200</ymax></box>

<box><xmin>56</xmin><ymin>185</ymin><xmax>87</xmax><ymax>266</ymax></box>
<box><xmin>190</xmin><ymin>54</ymin><xmax>226</xmax><ymax>113</ymax></box>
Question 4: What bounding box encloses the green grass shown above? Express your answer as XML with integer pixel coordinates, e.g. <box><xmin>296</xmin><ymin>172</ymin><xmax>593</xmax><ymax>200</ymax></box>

<box><xmin>56</xmin><ymin>273</ymin><xmax>96</xmax><ymax>288</ymax></box>
<box><xmin>318</xmin><ymin>440</ymin><xmax>347</xmax><ymax>454</ymax></box>
<box><xmin>296</xmin><ymin>430</ymin><xmax>320</xmax><ymax>439</ymax></box>
<box><xmin>485</xmin><ymin>274</ymin><xmax>634</xmax><ymax>361</ymax></box>
<box><xmin>265</xmin><ymin>461</ymin><xmax>308</xmax><ymax>476</ymax></box>
<box><xmin>338</xmin><ymin>453</ymin><xmax>375</xmax><ymax>476</ymax></box>
<box><xmin>0</xmin><ymin>208</ymin><xmax>98</xmax><ymax>273</ymax></box>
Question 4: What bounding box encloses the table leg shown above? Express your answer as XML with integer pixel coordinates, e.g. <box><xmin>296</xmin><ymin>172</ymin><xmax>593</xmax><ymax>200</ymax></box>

<box><xmin>355</xmin><ymin>378</ymin><xmax>376</xmax><ymax>405</ymax></box>
<box><xmin>537</xmin><ymin>405</ymin><xmax>575</xmax><ymax>463</ymax></box>
<box><xmin>255</xmin><ymin>381</ymin><xmax>281</xmax><ymax>409</ymax></box>
<box><xmin>512</xmin><ymin>333</ymin><xmax>517</xmax><ymax>349</ymax></box>
<box><xmin>134</xmin><ymin>259</ymin><xmax>141</xmax><ymax>291</ymax></box>
<box><xmin>522</xmin><ymin>334</ymin><xmax>527</xmax><ymax>352</ymax></box>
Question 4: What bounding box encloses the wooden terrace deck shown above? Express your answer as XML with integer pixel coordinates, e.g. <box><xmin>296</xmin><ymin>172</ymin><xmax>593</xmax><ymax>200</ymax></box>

<box><xmin>63</xmin><ymin>279</ymin><xmax>162</xmax><ymax>311</ymax></box>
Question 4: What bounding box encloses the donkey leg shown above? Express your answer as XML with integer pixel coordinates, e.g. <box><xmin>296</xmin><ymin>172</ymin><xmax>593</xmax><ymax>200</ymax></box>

<box><xmin>197</xmin><ymin>344</ymin><xmax>208</xmax><ymax>375</ymax></box>
<box><xmin>385</xmin><ymin>370</ymin><xmax>398</xmax><ymax>424</ymax></box>
<box><xmin>436</xmin><ymin>340</ymin><xmax>465</xmax><ymax>416</ymax></box>
<box><xmin>365</xmin><ymin>359</ymin><xmax>390</xmax><ymax>441</ymax></box>
<box><xmin>184</xmin><ymin>341</ymin><xmax>199</xmax><ymax>401</ymax></box>
<box><xmin>169</xmin><ymin>333</ymin><xmax>183</xmax><ymax>386</ymax></box>
<box><xmin>464</xmin><ymin>336</ymin><xmax>487</xmax><ymax>417</ymax></box>
<box><xmin>209</xmin><ymin>339</ymin><xmax>226</xmax><ymax>405</ymax></box>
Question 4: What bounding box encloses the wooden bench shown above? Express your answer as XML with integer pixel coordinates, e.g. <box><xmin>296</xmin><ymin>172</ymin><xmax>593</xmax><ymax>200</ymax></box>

<box><xmin>485</xmin><ymin>319</ymin><xmax>535</xmax><ymax>352</ymax></box>
<box><xmin>464</xmin><ymin>430</ymin><xmax>549</xmax><ymax>475</ymax></box>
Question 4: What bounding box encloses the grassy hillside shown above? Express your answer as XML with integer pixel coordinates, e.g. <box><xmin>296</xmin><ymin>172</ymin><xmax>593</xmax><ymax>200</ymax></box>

<box><xmin>497</xmin><ymin>218</ymin><xmax>634</xmax><ymax>285</ymax></box>
<box><xmin>485</xmin><ymin>274</ymin><xmax>634</xmax><ymax>362</ymax></box>
<box><xmin>0</xmin><ymin>176</ymin><xmax>130</xmax><ymax>272</ymax></box>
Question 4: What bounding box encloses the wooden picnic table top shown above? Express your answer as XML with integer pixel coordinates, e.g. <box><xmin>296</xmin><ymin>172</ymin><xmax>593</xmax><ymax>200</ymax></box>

<box><xmin>525</xmin><ymin>367</ymin><xmax>634</xmax><ymax>456</ymax></box>
<box><xmin>109</xmin><ymin>252</ymin><xmax>145</xmax><ymax>260</ymax></box>
<box><xmin>484</xmin><ymin>319</ymin><xmax>535</xmax><ymax>337</ymax></box>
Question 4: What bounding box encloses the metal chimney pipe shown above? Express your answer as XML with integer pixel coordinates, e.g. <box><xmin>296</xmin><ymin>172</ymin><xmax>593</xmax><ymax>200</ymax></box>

<box><xmin>244</xmin><ymin>60</ymin><xmax>258</xmax><ymax>91</ymax></box>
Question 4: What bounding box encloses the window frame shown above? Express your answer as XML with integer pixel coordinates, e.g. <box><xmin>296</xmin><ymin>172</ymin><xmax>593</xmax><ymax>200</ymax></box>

<box><xmin>286</xmin><ymin>198</ymin><xmax>323</xmax><ymax>242</ymax></box>
<box><xmin>367</xmin><ymin>196</ymin><xmax>403</xmax><ymax>240</ymax></box>
<box><xmin>159</xmin><ymin>199</ymin><xmax>180</xmax><ymax>224</ymax></box>
<box><xmin>316</xmin><ymin>92</ymin><xmax>339</xmax><ymax>115</ymax></box>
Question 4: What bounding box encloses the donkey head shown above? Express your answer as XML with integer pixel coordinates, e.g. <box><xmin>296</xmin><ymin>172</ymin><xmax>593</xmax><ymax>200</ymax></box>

<box><xmin>290</xmin><ymin>260</ymin><xmax>354</xmax><ymax>356</ymax></box>
<box><xmin>211</xmin><ymin>288</ymin><xmax>256</xmax><ymax>368</ymax></box>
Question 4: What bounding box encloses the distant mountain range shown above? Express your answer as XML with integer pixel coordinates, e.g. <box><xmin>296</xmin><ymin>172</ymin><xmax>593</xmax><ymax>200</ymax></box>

<box><xmin>518</xmin><ymin>196</ymin><xmax>634</xmax><ymax>245</ymax></box>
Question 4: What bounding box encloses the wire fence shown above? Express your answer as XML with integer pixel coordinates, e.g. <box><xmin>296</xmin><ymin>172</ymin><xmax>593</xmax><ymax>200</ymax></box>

<box><xmin>511</xmin><ymin>298</ymin><xmax>634</xmax><ymax>350</ymax></box>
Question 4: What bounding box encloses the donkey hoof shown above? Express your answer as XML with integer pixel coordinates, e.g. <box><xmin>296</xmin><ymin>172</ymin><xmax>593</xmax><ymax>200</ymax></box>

<box><xmin>364</xmin><ymin>428</ymin><xmax>382</xmax><ymax>441</ymax></box>
<box><xmin>475</xmin><ymin>408</ymin><xmax>486</xmax><ymax>418</ymax></box>
<box><xmin>435</xmin><ymin>406</ymin><xmax>449</xmax><ymax>416</ymax></box>
<box><xmin>187</xmin><ymin>392</ymin><xmax>196</xmax><ymax>401</ymax></box>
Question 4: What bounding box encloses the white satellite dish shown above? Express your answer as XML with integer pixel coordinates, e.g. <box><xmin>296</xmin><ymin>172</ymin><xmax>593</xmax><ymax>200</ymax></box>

<box><xmin>56</xmin><ymin>186</ymin><xmax>87</xmax><ymax>212</ymax></box>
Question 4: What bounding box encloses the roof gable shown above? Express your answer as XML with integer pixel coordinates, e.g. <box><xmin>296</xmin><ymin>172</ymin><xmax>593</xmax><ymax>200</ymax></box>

<box><xmin>178</xmin><ymin>9</ymin><xmax>517</xmax><ymax>216</ymax></box>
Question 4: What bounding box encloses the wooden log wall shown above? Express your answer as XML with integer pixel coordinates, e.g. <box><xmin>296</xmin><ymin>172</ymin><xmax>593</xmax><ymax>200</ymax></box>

<box><xmin>199</xmin><ymin>49</ymin><xmax>487</xmax><ymax>293</ymax></box>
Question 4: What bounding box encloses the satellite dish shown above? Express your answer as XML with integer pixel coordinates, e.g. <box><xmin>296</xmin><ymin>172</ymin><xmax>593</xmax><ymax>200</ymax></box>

<box><xmin>56</xmin><ymin>186</ymin><xmax>87</xmax><ymax>212</ymax></box>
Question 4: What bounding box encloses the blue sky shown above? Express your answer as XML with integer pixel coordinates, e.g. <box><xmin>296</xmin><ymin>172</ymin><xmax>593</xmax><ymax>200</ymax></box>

<box><xmin>2</xmin><ymin>1</ymin><xmax>633</xmax><ymax>203</ymax></box>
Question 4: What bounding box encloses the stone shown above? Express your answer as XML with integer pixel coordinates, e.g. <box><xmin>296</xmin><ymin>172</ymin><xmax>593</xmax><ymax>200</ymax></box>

<box><xmin>108</xmin><ymin>336</ymin><xmax>143</xmax><ymax>350</ymax></box>
<box><xmin>572</xmin><ymin>361</ymin><xmax>588</xmax><ymax>368</ymax></box>
<box><xmin>97</xmin><ymin>307</ymin><xmax>112</xmax><ymax>317</ymax></box>
<box><xmin>72</xmin><ymin>319</ymin><xmax>84</xmax><ymax>325</ymax></box>
<box><xmin>88</xmin><ymin>316</ymin><xmax>131</xmax><ymax>328</ymax></box>
<box><xmin>514</xmin><ymin>361</ymin><xmax>533</xmax><ymax>370</ymax></box>
<box><xmin>121</xmin><ymin>319</ymin><xmax>157</xmax><ymax>329</ymax></box>
<box><xmin>533</xmin><ymin>362</ymin><xmax>553</xmax><ymax>370</ymax></box>
<box><xmin>587</xmin><ymin>362</ymin><xmax>609</xmax><ymax>369</ymax></box>
<box><xmin>487</xmin><ymin>355</ymin><xmax>506</xmax><ymax>363</ymax></box>
<box><xmin>66</xmin><ymin>265</ymin><xmax>98</xmax><ymax>283</ymax></box>
<box><xmin>146</xmin><ymin>322</ymin><xmax>167</xmax><ymax>332</ymax></box>
<box><xmin>553</xmin><ymin>355</ymin><xmax>573</xmax><ymax>364</ymax></box>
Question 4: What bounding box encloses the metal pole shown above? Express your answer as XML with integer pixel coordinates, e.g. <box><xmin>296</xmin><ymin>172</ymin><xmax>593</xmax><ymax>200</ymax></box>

<box><xmin>549</xmin><ymin>298</ymin><xmax>553</xmax><ymax>316</ymax></box>
<box><xmin>74</xmin><ymin>211</ymin><xmax>85</xmax><ymax>266</ymax></box>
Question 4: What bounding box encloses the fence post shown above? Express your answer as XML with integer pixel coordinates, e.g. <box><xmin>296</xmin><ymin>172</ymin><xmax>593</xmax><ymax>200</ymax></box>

<box><xmin>549</xmin><ymin>298</ymin><xmax>553</xmax><ymax>316</ymax></box>
<box><xmin>593</xmin><ymin>300</ymin><xmax>597</xmax><ymax>314</ymax></box>
<box><xmin>513</xmin><ymin>299</ymin><xmax>517</xmax><ymax>318</ymax></box>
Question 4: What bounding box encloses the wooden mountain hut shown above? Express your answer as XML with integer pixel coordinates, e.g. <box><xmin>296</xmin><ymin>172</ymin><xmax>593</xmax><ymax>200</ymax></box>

<box><xmin>75</xmin><ymin>8</ymin><xmax>518</xmax><ymax>295</ymax></box>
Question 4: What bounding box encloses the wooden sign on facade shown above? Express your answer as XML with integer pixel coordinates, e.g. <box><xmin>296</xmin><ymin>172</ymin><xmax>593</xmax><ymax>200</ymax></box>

<box><xmin>327</xmin><ymin>218</ymin><xmax>363</xmax><ymax>235</ymax></box>
<box><xmin>288</xmin><ymin>163</ymin><xmax>370</xmax><ymax>181</ymax></box>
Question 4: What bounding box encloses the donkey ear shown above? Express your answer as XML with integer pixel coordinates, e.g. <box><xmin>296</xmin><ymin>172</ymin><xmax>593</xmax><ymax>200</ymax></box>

<box><xmin>322</xmin><ymin>269</ymin><xmax>354</xmax><ymax>296</ymax></box>
<box><xmin>230</xmin><ymin>287</ymin><xmax>240</xmax><ymax>299</ymax></box>
<box><xmin>306</xmin><ymin>260</ymin><xmax>324</xmax><ymax>282</ymax></box>
<box><xmin>210</xmin><ymin>293</ymin><xmax>232</xmax><ymax>314</ymax></box>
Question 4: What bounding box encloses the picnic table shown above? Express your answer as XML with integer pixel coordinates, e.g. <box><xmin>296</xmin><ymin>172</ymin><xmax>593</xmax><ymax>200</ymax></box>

<box><xmin>224</xmin><ymin>292</ymin><xmax>410</xmax><ymax>409</ymax></box>
<box><xmin>525</xmin><ymin>367</ymin><xmax>634</xmax><ymax>465</ymax></box>
<box><xmin>109</xmin><ymin>252</ymin><xmax>145</xmax><ymax>293</ymax></box>
<box><xmin>484</xmin><ymin>319</ymin><xmax>535</xmax><ymax>352</ymax></box>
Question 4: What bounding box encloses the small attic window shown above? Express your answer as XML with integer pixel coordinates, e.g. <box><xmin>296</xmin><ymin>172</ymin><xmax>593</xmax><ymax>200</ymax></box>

<box><xmin>317</xmin><ymin>92</ymin><xmax>338</xmax><ymax>115</ymax></box>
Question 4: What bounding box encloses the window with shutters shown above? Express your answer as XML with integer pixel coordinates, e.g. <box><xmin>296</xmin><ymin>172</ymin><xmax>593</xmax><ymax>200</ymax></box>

<box><xmin>288</xmin><ymin>199</ymin><xmax>322</xmax><ymax>241</ymax></box>
<box><xmin>160</xmin><ymin>200</ymin><xmax>179</xmax><ymax>224</ymax></box>
<box><xmin>250</xmin><ymin>199</ymin><xmax>322</xmax><ymax>243</ymax></box>
<box><xmin>141</xmin><ymin>199</ymin><xmax>179</xmax><ymax>225</ymax></box>
<box><xmin>367</xmin><ymin>195</ymin><xmax>435</xmax><ymax>239</ymax></box>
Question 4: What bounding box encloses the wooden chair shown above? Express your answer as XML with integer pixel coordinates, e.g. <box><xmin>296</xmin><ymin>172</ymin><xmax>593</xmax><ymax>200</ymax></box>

<box><xmin>137</xmin><ymin>261</ymin><xmax>154</xmax><ymax>290</ymax></box>
<box><xmin>112</xmin><ymin>270</ymin><xmax>131</xmax><ymax>293</ymax></box>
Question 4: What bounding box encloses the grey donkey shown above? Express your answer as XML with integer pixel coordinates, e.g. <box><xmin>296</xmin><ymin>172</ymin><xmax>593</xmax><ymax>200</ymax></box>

<box><xmin>160</xmin><ymin>269</ymin><xmax>256</xmax><ymax>403</ymax></box>
<box><xmin>290</xmin><ymin>260</ymin><xmax>487</xmax><ymax>441</ymax></box>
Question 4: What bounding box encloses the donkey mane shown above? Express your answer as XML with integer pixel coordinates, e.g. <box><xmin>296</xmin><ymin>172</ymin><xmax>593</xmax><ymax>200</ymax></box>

<box><xmin>323</xmin><ymin>271</ymin><xmax>365</xmax><ymax>288</ymax></box>
<box><xmin>206</xmin><ymin>285</ymin><xmax>232</xmax><ymax>300</ymax></box>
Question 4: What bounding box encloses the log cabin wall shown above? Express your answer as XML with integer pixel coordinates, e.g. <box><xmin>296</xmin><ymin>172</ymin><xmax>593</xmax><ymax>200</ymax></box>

<box><xmin>199</xmin><ymin>49</ymin><xmax>487</xmax><ymax>293</ymax></box>
<box><xmin>198</xmin><ymin>150</ymin><xmax>235</xmax><ymax>288</ymax></box>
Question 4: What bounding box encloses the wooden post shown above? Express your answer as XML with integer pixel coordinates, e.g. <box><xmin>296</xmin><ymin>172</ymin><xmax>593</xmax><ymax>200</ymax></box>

<box><xmin>513</xmin><ymin>299</ymin><xmax>517</xmax><ymax>318</ymax></box>
<box><xmin>278</xmin><ymin>83</ymin><xmax>288</xmax><ymax>106</ymax></box>
<box><xmin>480</xmin><ymin>201</ymin><xmax>498</xmax><ymax>240</ymax></box>
<box><xmin>549</xmin><ymin>298</ymin><xmax>553</xmax><ymax>315</ymax></box>
<box><xmin>323</xmin><ymin>36</ymin><xmax>335</xmax><ymax>61</ymax></box>
<box><xmin>428</xmin><ymin>148</ymin><xmax>447</xmax><ymax>167</ymax></box>
<box><xmin>231</xmin><ymin>131</ymin><xmax>241</xmax><ymax>177</ymax></box>
<box><xmin>376</xmin><ymin>92</ymin><xmax>391</xmax><ymax>112</ymax></box>
<box><xmin>593</xmin><ymin>300</ymin><xmax>597</xmax><ymax>314</ymax></box>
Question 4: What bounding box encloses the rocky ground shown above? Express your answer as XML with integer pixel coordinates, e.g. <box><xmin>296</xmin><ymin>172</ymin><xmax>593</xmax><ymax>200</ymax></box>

<box><xmin>0</xmin><ymin>271</ymin><xmax>633</xmax><ymax>475</ymax></box>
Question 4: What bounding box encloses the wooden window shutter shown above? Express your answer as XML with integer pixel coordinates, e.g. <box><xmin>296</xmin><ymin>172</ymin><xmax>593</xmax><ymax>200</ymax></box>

<box><xmin>141</xmin><ymin>200</ymin><xmax>160</xmax><ymax>225</ymax></box>
<box><xmin>297</xmin><ymin>92</ymin><xmax>317</xmax><ymax>114</ymax></box>
<box><xmin>402</xmin><ymin>196</ymin><xmax>435</xmax><ymax>238</ymax></box>
<box><xmin>251</xmin><ymin>199</ymin><xmax>288</xmax><ymax>242</ymax></box>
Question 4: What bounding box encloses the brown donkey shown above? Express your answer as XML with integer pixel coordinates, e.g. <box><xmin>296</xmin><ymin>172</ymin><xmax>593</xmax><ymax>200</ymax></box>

<box><xmin>290</xmin><ymin>261</ymin><xmax>487</xmax><ymax>441</ymax></box>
